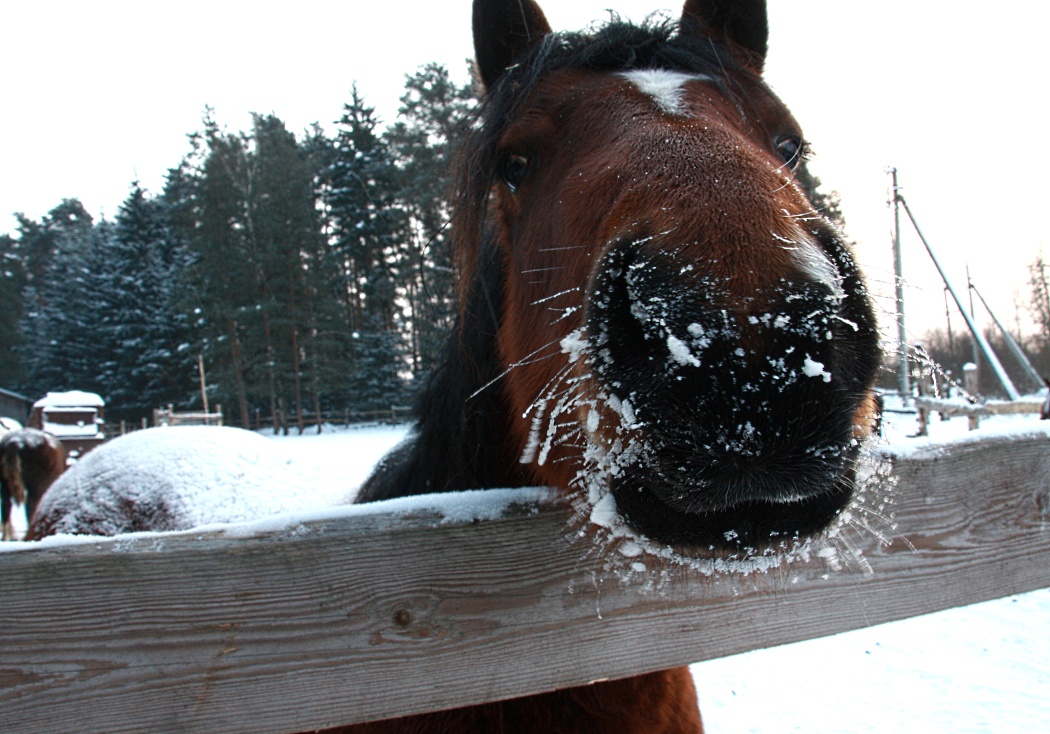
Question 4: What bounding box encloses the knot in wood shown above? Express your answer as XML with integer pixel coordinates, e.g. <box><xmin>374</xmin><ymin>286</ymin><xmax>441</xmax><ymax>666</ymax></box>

<box><xmin>393</xmin><ymin>609</ymin><xmax>413</xmax><ymax>628</ymax></box>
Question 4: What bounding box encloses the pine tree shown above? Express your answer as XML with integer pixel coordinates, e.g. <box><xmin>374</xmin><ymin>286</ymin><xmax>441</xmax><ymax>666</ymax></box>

<box><xmin>796</xmin><ymin>165</ymin><xmax>847</xmax><ymax>233</ymax></box>
<box><xmin>249</xmin><ymin>113</ymin><xmax>335</xmax><ymax>431</ymax></box>
<box><xmin>17</xmin><ymin>199</ymin><xmax>95</xmax><ymax>297</ymax></box>
<box><xmin>384</xmin><ymin>64</ymin><xmax>477</xmax><ymax>380</ymax></box>
<box><xmin>326</xmin><ymin>87</ymin><xmax>408</xmax><ymax>411</ymax></box>
<box><xmin>21</xmin><ymin>217</ymin><xmax>114</xmax><ymax>398</ymax></box>
<box><xmin>171</xmin><ymin>111</ymin><xmax>360</xmax><ymax>430</ymax></box>
<box><xmin>99</xmin><ymin>184</ymin><xmax>195</xmax><ymax>420</ymax></box>
<box><xmin>178</xmin><ymin>114</ymin><xmax>257</xmax><ymax>428</ymax></box>
<box><xmin>5</xmin><ymin>66</ymin><xmax>489</xmax><ymax>423</ymax></box>
<box><xmin>14</xmin><ymin>200</ymin><xmax>97</xmax><ymax>375</ymax></box>
<box><xmin>300</xmin><ymin>125</ymin><xmax>359</xmax><ymax>419</ymax></box>
<box><xmin>15</xmin><ymin>200</ymin><xmax>100</xmax><ymax>396</ymax></box>
<box><xmin>0</xmin><ymin>233</ymin><xmax>26</xmax><ymax>386</ymax></box>
<box><xmin>1028</xmin><ymin>253</ymin><xmax>1050</xmax><ymax>347</ymax></box>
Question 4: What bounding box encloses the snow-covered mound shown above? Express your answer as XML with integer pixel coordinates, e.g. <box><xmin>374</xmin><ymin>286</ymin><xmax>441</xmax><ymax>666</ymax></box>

<box><xmin>30</xmin><ymin>426</ymin><xmax>356</xmax><ymax>538</ymax></box>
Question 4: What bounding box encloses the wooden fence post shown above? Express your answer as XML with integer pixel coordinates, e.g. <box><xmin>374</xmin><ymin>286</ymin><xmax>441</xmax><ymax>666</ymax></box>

<box><xmin>963</xmin><ymin>362</ymin><xmax>980</xmax><ymax>430</ymax></box>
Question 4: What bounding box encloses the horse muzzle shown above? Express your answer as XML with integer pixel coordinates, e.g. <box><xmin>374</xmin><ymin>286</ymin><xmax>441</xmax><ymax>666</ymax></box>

<box><xmin>581</xmin><ymin>227</ymin><xmax>880</xmax><ymax>547</ymax></box>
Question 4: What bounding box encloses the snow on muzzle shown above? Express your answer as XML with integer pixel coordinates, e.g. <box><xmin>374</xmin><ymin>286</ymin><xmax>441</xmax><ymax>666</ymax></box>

<box><xmin>582</xmin><ymin>232</ymin><xmax>875</xmax><ymax>547</ymax></box>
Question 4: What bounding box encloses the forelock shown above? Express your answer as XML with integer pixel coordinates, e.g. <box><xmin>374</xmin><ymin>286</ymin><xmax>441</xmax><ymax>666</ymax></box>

<box><xmin>453</xmin><ymin>17</ymin><xmax>757</xmax><ymax>291</ymax></box>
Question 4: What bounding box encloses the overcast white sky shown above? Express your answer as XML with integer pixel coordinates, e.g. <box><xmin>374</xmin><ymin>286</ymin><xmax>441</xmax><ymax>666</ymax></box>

<box><xmin>2</xmin><ymin>0</ymin><xmax>1047</xmax><ymax>340</ymax></box>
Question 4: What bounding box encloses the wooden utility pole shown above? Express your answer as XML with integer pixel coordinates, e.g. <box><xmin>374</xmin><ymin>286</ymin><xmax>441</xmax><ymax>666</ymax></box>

<box><xmin>894</xmin><ymin>186</ymin><xmax>1020</xmax><ymax>400</ymax></box>
<box><xmin>198</xmin><ymin>354</ymin><xmax>210</xmax><ymax>415</ymax></box>
<box><xmin>889</xmin><ymin>168</ymin><xmax>911</xmax><ymax>403</ymax></box>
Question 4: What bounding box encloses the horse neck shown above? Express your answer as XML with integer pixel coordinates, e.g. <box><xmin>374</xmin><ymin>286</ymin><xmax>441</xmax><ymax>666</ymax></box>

<box><xmin>357</xmin><ymin>239</ymin><xmax>529</xmax><ymax>501</ymax></box>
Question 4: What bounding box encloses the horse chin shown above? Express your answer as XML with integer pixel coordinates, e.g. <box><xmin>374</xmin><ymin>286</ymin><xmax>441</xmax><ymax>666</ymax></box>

<box><xmin>586</xmin><ymin>419</ymin><xmax>862</xmax><ymax>552</ymax></box>
<box><xmin>607</xmin><ymin>459</ymin><xmax>856</xmax><ymax>552</ymax></box>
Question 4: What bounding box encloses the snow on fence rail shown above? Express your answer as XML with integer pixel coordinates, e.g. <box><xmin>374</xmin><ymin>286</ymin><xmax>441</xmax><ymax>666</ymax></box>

<box><xmin>914</xmin><ymin>396</ymin><xmax>1044</xmax><ymax>418</ymax></box>
<box><xmin>2</xmin><ymin>432</ymin><xmax>1049</xmax><ymax>734</ymax></box>
<box><xmin>914</xmin><ymin>397</ymin><xmax>1045</xmax><ymax>434</ymax></box>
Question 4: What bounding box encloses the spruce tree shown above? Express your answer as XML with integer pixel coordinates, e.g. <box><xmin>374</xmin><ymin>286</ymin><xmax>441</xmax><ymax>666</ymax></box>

<box><xmin>0</xmin><ymin>233</ymin><xmax>26</xmax><ymax>387</ymax></box>
<box><xmin>384</xmin><ymin>64</ymin><xmax>477</xmax><ymax>381</ymax></box>
<box><xmin>101</xmin><ymin>184</ymin><xmax>195</xmax><ymax>420</ymax></box>
<box><xmin>22</xmin><ymin>217</ymin><xmax>113</xmax><ymax>399</ymax></box>
<box><xmin>327</xmin><ymin>87</ymin><xmax>408</xmax><ymax>411</ymax></box>
<box><xmin>180</xmin><ymin>115</ymin><xmax>257</xmax><ymax>428</ymax></box>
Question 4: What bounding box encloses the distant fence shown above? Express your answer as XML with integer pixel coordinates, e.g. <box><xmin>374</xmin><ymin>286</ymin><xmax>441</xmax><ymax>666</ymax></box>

<box><xmin>911</xmin><ymin>357</ymin><xmax>1048</xmax><ymax>433</ymax></box>
<box><xmin>2</xmin><ymin>431</ymin><xmax>1049</xmax><ymax>733</ymax></box>
<box><xmin>915</xmin><ymin>397</ymin><xmax>1044</xmax><ymax>433</ymax></box>
<box><xmin>250</xmin><ymin>406</ymin><xmax>412</xmax><ymax>432</ymax></box>
<box><xmin>153</xmin><ymin>404</ymin><xmax>224</xmax><ymax>427</ymax></box>
<box><xmin>100</xmin><ymin>406</ymin><xmax>410</xmax><ymax>439</ymax></box>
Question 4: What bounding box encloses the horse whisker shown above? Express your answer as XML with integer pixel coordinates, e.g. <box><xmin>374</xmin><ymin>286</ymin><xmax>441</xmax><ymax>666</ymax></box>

<box><xmin>469</xmin><ymin>335</ymin><xmax>569</xmax><ymax>400</ymax></box>
<box><xmin>522</xmin><ymin>266</ymin><xmax>571</xmax><ymax>274</ymax></box>
<box><xmin>530</xmin><ymin>287</ymin><xmax>581</xmax><ymax>306</ymax></box>
<box><xmin>549</xmin><ymin>305</ymin><xmax>581</xmax><ymax>325</ymax></box>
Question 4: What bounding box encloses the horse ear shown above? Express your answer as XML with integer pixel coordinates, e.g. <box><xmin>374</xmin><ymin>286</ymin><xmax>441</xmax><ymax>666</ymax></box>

<box><xmin>473</xmin><ymin>0</ymin><xmax>552</xmax><ymax>89</ymax></box>
<box><xmin>680</xmin><ymin>0</ymin><xmax>768</xmax><ymax>72</ymax></box>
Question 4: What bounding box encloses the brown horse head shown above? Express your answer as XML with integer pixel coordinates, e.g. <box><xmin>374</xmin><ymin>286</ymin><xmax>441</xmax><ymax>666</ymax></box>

<box><xmin>362</xmin><ymin>0</ymin><xmax>880</xmax><ymax>555</ymax></box>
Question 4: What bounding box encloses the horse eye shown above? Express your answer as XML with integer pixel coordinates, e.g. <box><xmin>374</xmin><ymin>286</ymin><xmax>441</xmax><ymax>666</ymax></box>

<box><xmin>500</xmin><ymin>154</ymin><xmax>531</xmax><ymax>192</ymax></box>
<box><xmin>775</xmin><ymin>135</ymin><xmax>805</xmax><ymax>170</ymax></box>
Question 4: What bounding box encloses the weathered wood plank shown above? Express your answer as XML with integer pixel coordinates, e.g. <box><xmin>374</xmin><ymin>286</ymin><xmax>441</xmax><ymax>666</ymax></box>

<box><xmin>2</xmin><ymin>431</ymin><xmax>1049</xmax><ymax>734</ymax></box>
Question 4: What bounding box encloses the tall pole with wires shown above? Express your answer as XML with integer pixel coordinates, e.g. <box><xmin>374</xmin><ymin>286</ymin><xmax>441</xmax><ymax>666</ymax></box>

<box><xmin>889</xmin><ymin>167</ymin><xmax>910</xmax><ymax>403</ymax></box>
<box><xmin>966</xmin><ymin>265</ymin><xmax>981</xmax><ymax>371</ymax></box>
<box><xmin>896</xmin><ymin>188</ymin><xmax>1020</xmax><ymax>400</ymax></box>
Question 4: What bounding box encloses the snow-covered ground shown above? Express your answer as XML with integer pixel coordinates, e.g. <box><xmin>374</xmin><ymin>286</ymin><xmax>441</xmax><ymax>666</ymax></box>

<box><xmin>691</xmin><ymin>588</ymin><xmax>1050</xmax><ymax>733</ymax></box>
<box><xmin>6</xmin><ymin>410</ymin><xmax>1048</xmax><ymax>730</ymax></box>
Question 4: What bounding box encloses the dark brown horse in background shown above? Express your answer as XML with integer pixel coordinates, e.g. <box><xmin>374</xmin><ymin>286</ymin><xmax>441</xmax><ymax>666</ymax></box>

<box><xmin>0</xmin><ymin>428</ymin><xmax>67</xmax><ymax>540</ymax></box>
<box><xmin>327</xmin><ymin>0</ymin><xmax>880</xmax><ymax>731</ymax></box>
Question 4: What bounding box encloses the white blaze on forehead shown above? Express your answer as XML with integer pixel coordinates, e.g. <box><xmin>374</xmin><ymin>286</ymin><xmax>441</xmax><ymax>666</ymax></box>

<box><xmin>618</xmin><ymin>69</ymin><xmax>711</xmax><ymax>116</ymax></box>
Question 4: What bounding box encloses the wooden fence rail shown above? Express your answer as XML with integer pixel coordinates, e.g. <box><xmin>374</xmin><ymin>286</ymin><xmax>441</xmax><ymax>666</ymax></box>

<box><xmin>2</xmin><ymin>431</ymin><xmax>1050</xmax><ymax>734</ymax></box>
<box><xmin>913</xmin><ymin>397</ymin><xmax>1045</xmax><ymax>434</ymax></box>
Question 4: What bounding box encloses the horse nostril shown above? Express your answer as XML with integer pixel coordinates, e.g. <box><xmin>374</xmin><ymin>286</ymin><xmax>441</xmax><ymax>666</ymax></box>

<box><xmin>587</xmin><ymin>238</ymin><xmax>732</xmax><ymax>384</ymax></box>
<box><xmin>588</xmin><ymin>242</ymin><xmax>651</xmax><ymax>365</ymax></box>
<box><xmin>588</xmin><ymin>232</ymin><xmax>853</xmax><ymax>385</ymax></box>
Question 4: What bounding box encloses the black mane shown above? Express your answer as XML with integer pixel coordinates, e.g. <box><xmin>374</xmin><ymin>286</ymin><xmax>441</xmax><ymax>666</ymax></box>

<box><xmin>514</xmin><ymin>18</ymin><xmax>745</xmax><ymax>84</ymax></box>
<box><xmin>355</xmin><ymin>238</ymin><xmax>518</xmax><ymax>501</ymax></box>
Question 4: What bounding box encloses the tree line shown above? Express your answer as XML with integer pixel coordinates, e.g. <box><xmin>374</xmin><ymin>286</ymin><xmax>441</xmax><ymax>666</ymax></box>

<box><xmin>0</xmin><ymin>65</ymin><xmax>474</xmax><ymax>431</ymax></box>
<box><xmin>0</xmin><ymin>60</ymin><xmax>927</xmax><ymax>429</ymax></box>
